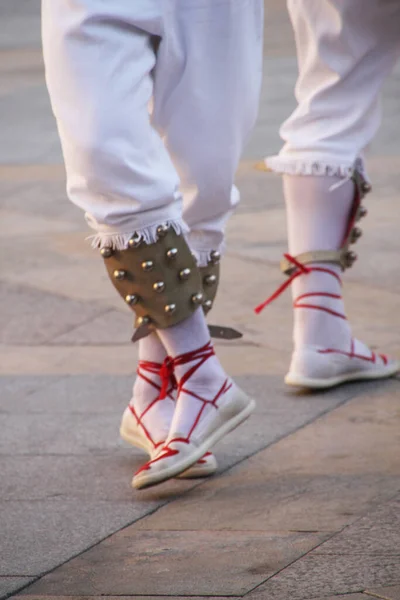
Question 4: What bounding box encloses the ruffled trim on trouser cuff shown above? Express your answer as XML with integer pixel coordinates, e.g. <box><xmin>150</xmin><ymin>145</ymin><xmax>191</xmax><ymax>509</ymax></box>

<box><xmin>263</xmin><ymin>156</ymin><xmax>366</xmax><ymax>179</ymax></box>
<box><xmin>88</xmin><ymin>218</ymin><xmax>189</xmax><ymax>250</ymax></box>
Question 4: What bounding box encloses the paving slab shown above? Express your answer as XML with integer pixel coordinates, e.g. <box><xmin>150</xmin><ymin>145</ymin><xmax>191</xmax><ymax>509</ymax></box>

<box><xmin>2</xmin><ymin>2</ymin><xmax>400</xmax><ymax>600</ymax></box>
<box><xmin>366</xmin><ymin>586</ymin><xmax>400</xmax><ymax>600</ymax></box>
<box><xmin>17</xmin><ymin>530</ymin><xmax>325</xmax><ymax>597</ymax></box>
<box><xmin>302</xmin><ymin>596</ymin><xmax>368</xmax><ymax>600</ymax></box>
<box><xmin>0</xmin><ymin>374</ymin><xmax>131</xmax><ymax>414</ymax></box>
<box><xmin>247</xmin><ymin>554</ymin><xmax>400</xmax><ymax>600</ymax></box>
<box><xmin>0</xmin><ymin>375</ymin><xmax>61</xmax><ymax>410</ymax></box>
<box><xmin>17</xmin><ymin>597</ymin><xmax>238</xmax><ymax>600</ymax></box>
<box><xmin>313</xmin><ymin>495</ymin><xmax>400</xmax><ymax>556</ymax></box>
<box><xmin>0</xmin><ymin>497</ymin><xmax>161</xmax><ymax>577</ymax></box>
<box><xmin>0</xmin><ymin>282</ymin><xmax>109</xmax><ymax>345</ymax></box>
<box><xmin>0</xmin><ymin>179</ymin><xmax>80</xmax><ymax>222</ymax></box>
<box><xmin>0</xmin><ymin>579</ymin><xmax>34</xmax><ymax>599</ymax></box>
<box><xmin>134</xmin><ymin>383</ymin><xmax>400</xmax><ymax>531</ymax></box>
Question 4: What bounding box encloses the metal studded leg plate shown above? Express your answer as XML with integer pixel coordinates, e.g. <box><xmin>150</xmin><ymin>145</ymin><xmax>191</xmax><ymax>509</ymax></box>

<box><xmin>101</xmin><ymin>228</ymin><xmax>203</xmax><ymax>330</ymax></box>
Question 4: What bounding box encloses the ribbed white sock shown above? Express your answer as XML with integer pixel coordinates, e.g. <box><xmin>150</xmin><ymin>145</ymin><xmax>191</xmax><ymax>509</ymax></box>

<box><xmin>284</xmin><ymin>174</ymin><xmax>356</xmax><ymax>351</ymax></box>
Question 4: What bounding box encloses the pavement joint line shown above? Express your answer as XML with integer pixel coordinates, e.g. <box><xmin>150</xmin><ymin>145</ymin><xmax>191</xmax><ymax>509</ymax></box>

<box><xmin>364</xmin><ymin>591</ymin><xmax>400</xmax><ymax>600</ymax></box>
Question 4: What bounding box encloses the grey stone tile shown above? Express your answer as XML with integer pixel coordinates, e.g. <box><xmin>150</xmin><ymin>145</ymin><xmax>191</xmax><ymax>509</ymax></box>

<box><xmin>136</xmin><ymin>382</ymin><xmax>400</xmax><ymax>531</ymax></box>
<box><xmin>0</xmin><ymin>454</ymin><xmax>147</xmax><ymax>503</ymax></box>
<box><xmin>135</xmin><ymin>472</ymin><xmax>400</xmax><ymax>534</ymax></box>
<box><xmin>0</xmin><ymin>83</ymin><xmax>62</xmax><ymax>164</ymax></box>
<box><xmin>18</xmin><ymin>597</ymin><xmax>238</xmax><ymax>600</ymax></box>
<box><xmin>314</xmin><ymin>496</ymin><xmax>400</xmax><ymax>556</ymax></box>
<box><xmin>19</xmin><ymin>530</ymin><xmax>325</xmax><ymax>597</ymax></box>
<box><xmin>248</xmin><ymin>555</ymin><xmax>400</xmax><ymax>600</ymax></box>
<box><xmin>0</xmin><ymin>496</ymin><xmax>161</xmax><ymax>577</ymax></box>
<box><xmin>0</xmin><ymin>375</ymin><xmax>132</xmax><ymax>414</ymax></box>
<box><xmin>0</xmin><ymin>282</ymin><xmax>108</xmax><ymax>345</ymax></box>
<box><xmin>0</xmin><ymin>375</ymin><xmax>61</xmax><ymax>412</ymax></box>
<box><xmin>0</xmin><ymin>180</ymin><xmax>80</xmax><ymax>223</ymax></box>
<box><xmin>0</xmin><ymin>1</ymin><xmax>41</xmax><ymax>50</ymax></box>
<box><xmin>49</xmin><ymin>311</ymin><xmax>134</xmax><ymax>346</ymax></box>
<box><xmin>302</xmin><ymin>596</ymin><xmax>367</xmax><ymax>600</ymax></box>
<box><xmin>366</xmin><ymin>585</ymin><xmax>400</xmax><ymax>600</ymax></box>
<box><xmin>0</xmin><ymin>578</ymin><xmax>34</xmax><ymax>598</ymax></box>
<box><xmin>0</xmin><ymin>412</ymin><xmax>131</xmax><ymax>456</ymax></box>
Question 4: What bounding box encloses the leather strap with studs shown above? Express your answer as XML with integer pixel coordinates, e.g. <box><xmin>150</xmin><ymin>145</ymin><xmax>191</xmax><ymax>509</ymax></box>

<box><xmin>281</xmin><ymin>167</ymin><xmax>371</xmax><ymax>275</ymax></box>
<box><xmin>199</xmin><ymin>258</ymin><xmax>220</xmax><ymax>315</ymax></box>
<box><xmin>101</xmin><ymin>226</ymin><xmax>203</xmax><ymax>331</ymax></box>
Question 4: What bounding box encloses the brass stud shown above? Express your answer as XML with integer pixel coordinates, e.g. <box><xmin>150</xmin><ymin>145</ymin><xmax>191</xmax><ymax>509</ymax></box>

<box><xmin>166</xmin><ymin>248</ymin><xmax>178</xmax><ymax>260</ymax></box>
<box><xmin>192</xmin><ymin>292</ymin><xmax>204</xmax><ymax>305</ymax></box>
<box><xmin>153</xmin><ymin>281</ymin><xmax>165</xmax><ymax>293</ymax></box>
<box><xmin>100</xmin><ymin>247</ymin><xmax>113</xmax><ymax>258</ymax></box>
<box><xmin>113</xmin><ymin>269</ymin><xmax>126</xmax><ymax>280</ymax></box>
<box><xmin>204</xmin><ymin>274</ymin><xmax>217</xmax><ymax>286</ymax></box>
<box><xmin>345</xmin><ymin>251</ymin><xmax>358</xmax><ymax>267</ymax></box>
<box><xmin>128</xmin><ymin>234</ymin><xmax>141</xmax><ymax>248</ymax></box>
<box><xmin>209</xmin><ymin>250</ymin><xmax>221</xmax><ymax>264</ymax></box>
<box><xmin>358</xmin><ymin>206</ymin><xmax>368</xmax><ymax>220</ymax></box>
<box><xmin>142</xmin><ymin>260</ymin><xmax>154</xmax><ymax>272</ymax></box>
<box><xmin>157</xmin><ymin>224</ymin><xmax>169</xmax><ymax>237</ymax></box>
<box><xmin>165</xmin><ymin>303</ymin><xmax>176</xmax><ymax>314</ymax></box>
<box><xmin>350</xmin><ymin>227</ymin><xmax>362</xmax><ymax>244</ymax></box>
<box><xmin>361</xmin><ymin>181</ymin><xmax>372</xmax><ymax>194</ymax></box>
<box><xmin>125</xmin><ymin>294</ymin><xmax>139</xmax><ymax>305</ymax></box>
<box><xmin>137</xmin><ymin>315</ymin><xmax>151</xmax><ymax>326</ymax></box>
<box><xmin>204</xmin><ymin>299</ymin><xmax>213</xmax><ymax>310</ymax></box>
<box><xmin>179</xmin><ymin>268</ymin><xmax>191</xmax><ymax>280</ymax></box>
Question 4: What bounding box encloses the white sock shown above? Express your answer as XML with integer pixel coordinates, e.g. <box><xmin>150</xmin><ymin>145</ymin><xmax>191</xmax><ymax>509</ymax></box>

<box><xmin>129</xmin><ymin>333</ymin><xmax>175</xmax><ymax>447</ymax></box>
<box><xmin>157</xmin><ymin>308</ymin><xmax>229</xmax><ymax>439</ymax></box>
<box><xmin>284</xmin><ymin>174</ymin><xmax>357</xmax><ymax>351</ymax></box>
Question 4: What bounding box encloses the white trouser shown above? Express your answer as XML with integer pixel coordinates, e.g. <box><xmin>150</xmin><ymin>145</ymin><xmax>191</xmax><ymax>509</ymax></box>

<box><xmin>266</xmin><ymin>0</ymin><xmax>400</xmax><ymax>178</ymax></box>
<box><xmin>42</xmin><ymin>0</ymin><xmax>263</xmax><ymax>263</ymax></box>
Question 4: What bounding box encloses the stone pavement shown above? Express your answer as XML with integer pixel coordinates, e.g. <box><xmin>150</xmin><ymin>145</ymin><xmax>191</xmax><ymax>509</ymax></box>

<box><xmin>1</xmin><ymin>2</ymin><xmax>400</xmax><ymax>599</ymax></box>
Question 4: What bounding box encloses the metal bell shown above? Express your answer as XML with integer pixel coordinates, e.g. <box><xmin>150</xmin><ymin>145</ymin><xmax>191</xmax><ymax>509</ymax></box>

<box><xmin>128</xmin><ymin>234</ymin><xmax>141</xmax><ymax>248</ymax></box>
<box><xmin>361</xmin><ymin>181</ymin><xmax>372</xmax><ymax>194</ymax></box>
<box><xmin>164</xmin><ymin>303</ymin><xmax>176</xmax><ymax>314</ymax></box>
<box><xmin>204</xmin><ymin>299</ymin><xmax>213</xmax><ymax>310</ymax></box>
<box><xmin>137</xmin><ymin>315</ymin><xmax>151</xmax><ymax>326</ymax></box>
<box><xmin>100</xmin><ymin>247</ymin><xmax>113</xmax><ymax>258</ymax></box>
<box><xmin>179</xmin><ymin>268</ymin><xmax>191</xmax><ymax>280</ymax></box>
<box><xmin>204</xmin><ymin>274</ymin><xmax>217</xmax><ymax>286</ymax></box>
<box><xmin>142</xmin><ymin>260</ymin><xmax>154</xmax><ymax>272</ymax></box>
<box><xmin>344</xmin><ymin>251</ymin><xmax>358</xmax><ymax>267</ymax></box>
<box><xmin>192</xmin><ymin>292</ymin><xmax>204</xmax><ymax>305</ymax></box>
<box><xmin>153</xmin><ymin>281</ymin><xmax>165</xmax><ymax>293</ymax></box>
<box><xmin>209</xmin><ymin>250</ymin><xmax>221</xmax><ymax>264</ymax></box>
<box><xmin>358</xmin><ymin>206</ymin><xmax>368</xmax><ymax>220</ymax></box>
<box><xmin>166</xmin><ymin>248</ymin><xmax>178</xmax><ymax>260</ymax></box>
<box><xmin>350</xmin><ymin>227</ymin><xmax>362</xmax><ymax>244</ymax></box>
<box><xmin>157</xmin><ymin>224</ymin><xmax>169</xmax><ymax>237</ymax></box>
<box><xmin>113</xmin><ymin>269</ymin><xmax>126</xmax><ymax>280</ymax></box>
<box><xmin>125</xmin><ymin>294</ymin><xmax>139</xmax><ymax>305</ymax></box>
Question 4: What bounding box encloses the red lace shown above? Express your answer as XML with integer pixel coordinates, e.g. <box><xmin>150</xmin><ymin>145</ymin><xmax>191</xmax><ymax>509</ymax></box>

<box><xmin>254</xmin><ymin>254</ymin><xmax>344</xmax><ymax>316</ymax></box>
<box><xmin>129</xmin><ymin>359</ymin><xmax>176</xmax><ymax>450</ymax></box>
<box><xmin>135</xmin><ymin>341</ymin><xmax>232</xmax><ymax>475</ymax></box>
<box><xmin>254</xmin><ymin>254</ymin><xmax>387</xmax><ymax>365</ymax></box>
